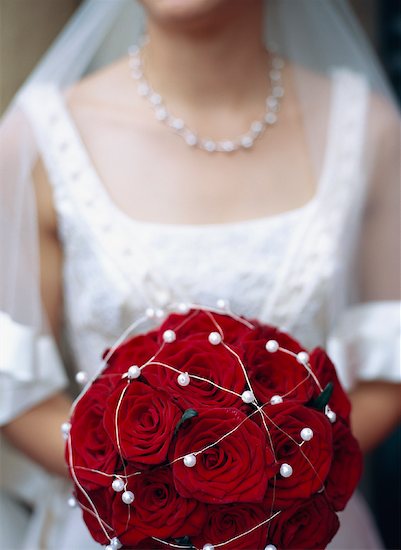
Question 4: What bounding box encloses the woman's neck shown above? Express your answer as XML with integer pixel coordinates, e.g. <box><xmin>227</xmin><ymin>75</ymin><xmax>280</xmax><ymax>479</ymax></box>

<box><xmin>142</xmin><ymin>1</ymin><xmax>266</xmax><ymax>112</ymax></box>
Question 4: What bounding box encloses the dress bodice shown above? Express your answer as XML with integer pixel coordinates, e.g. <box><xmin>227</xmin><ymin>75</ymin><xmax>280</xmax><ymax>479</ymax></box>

<box><xmin>21</xmin><ymin>69</ymin><xmax>369</xmax><ymax>379</ymax></box>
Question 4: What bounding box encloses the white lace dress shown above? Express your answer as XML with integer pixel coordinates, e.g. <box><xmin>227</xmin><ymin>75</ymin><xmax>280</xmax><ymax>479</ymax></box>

<box><xmin>2</xmin><ymin>69</ymin><xmax>400</xmax><ymax>550</ymax></box>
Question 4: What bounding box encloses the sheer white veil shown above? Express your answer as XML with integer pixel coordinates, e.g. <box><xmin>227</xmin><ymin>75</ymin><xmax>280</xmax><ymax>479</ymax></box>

<box><xmin>0</xmin><ymin>0</ymin><xmax>399</xmax><ymax>424</ymax></box>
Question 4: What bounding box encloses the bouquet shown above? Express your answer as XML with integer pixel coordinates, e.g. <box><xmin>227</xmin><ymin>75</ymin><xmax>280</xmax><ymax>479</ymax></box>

<box><xmin>64</xmin><ymin>303</ymin><xmax>362</xmax><ymax>550</ymax></box>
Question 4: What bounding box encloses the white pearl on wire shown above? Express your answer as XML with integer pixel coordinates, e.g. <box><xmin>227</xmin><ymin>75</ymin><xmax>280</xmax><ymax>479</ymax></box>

<box><xmin>110</xmin><ymin>537</ymin><xmax>122</xmax><ymax>550</ymax></box>
<box><xmin>183</xmin><ymin>453</ymin><xmax>197</xmax><ymax>467</ymax></box>
<box><xmin>241</xmin><ymin>390</ymin><xmax>255</xmax><ymax>404</ymax></box>
<box><xmin>121</xmin><ymin>490</ymin><xmax>135</xmax><ymax>504</ymax></box>
<box><xmin>216</xmin><ymin>298</ymin><xmax>228</xmax><ymax>309</ymax></box>
<box><xmin>280</xmin><ymin>463</ymin><xmax>293</xmax><ymax>478</ymax></box>
<box><xmin>326</xmin><ymin>409</ymin><xmax>337</xmax><ymax>423</ymax></box>
<box><xmin>145</xmin><ymin>307</ymin><xmax>155</xmax><ymax>318</ymax></box>
<box><xmin>265</xmin><ymin>339</ymin><xmax>279</xmax><ymax>353</ymax></box>
<box><xmin>75</xmin><ymin>371</ymin><xmax>88</xmax><ymax>385</ymax></box>
<box><xmin>127</xmin><ymin>365</ymin><xmax>141</xmax><ymax>379</ymax></box>
<box><xmin>112</xmin><ymin>478</ymin><xmax>125</xmax><ymax>492</ymax></box>
<box><xmin>67</xmin><ymin>495</ymin><xmax>77</xmax><ymax>508</ymax></box>
<box><xmin>177</xmin><ymin>302</ymin><xmax>190</xmax><ymax>314</ymax></box>
<box><xmin>61</xmin><ymin>421</ymin><xmax>71</xmax><ymax>440</ymax></box>
<box><xmin>270</xmin><ymin>395</ymin><xmax>283</xmax><ymax>405</ymax></box>
<box><xmin>208</xmin><ymin>331</ymin><xmax>222</xmax><ymax>345</ymax></box>
<box><xmin>177</xmin><ymin>372</ymin><xmax>190</xmax><ymax>387</ymax></box>
<box><xmin>204</xmin><ymin>140</ymin><xmax>217</xmax><ymax>152</ymax></box>
<box><xmin>296</xmin><ymin>351</ymin><xmax>310</xmax><ymax>364</ymax></box>
<box><xmin>155</xmin><ymin>308</ymin><xmax>165</xmax><ymax>319</ymax></box>
<box><xmin>203</xmin><ymin>544</ymin><xmax>215</xmax><ymax>550</ymax></box>
<box><xmin>163</xmin><ymin>329</ymin><xmax>176</xmax><ymax>343</ymax></box>
<box><xmin>300</xmin><ymin>427</ymin><xmax>314</xmax><ymax>441</ymax></box>
<box><xmin>265</xmin><ymin>545</ymin><xmax>278</xmax><ymax>550</ymax></box>
<box><xmin>185</xmin><ymin>132</ymin><xmax>198</xmax><ymax>146</ymax></box>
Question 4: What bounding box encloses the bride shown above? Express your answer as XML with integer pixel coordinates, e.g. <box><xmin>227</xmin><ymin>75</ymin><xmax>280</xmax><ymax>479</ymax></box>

<box><xmin>1</xmin><ymin>0</ymin><xmax>400</xmax><ymax>548</ymax></box>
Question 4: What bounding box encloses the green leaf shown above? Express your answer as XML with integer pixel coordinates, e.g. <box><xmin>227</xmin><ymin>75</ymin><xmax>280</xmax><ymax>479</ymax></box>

<box><xmin>307</xmin><ymin>382</ymin><xmax>334</xmax><ymax>411</ymax></box>
<box><xmin>174</xmin><ymin>535</ymin><xmax>194</xmax><ymax>548</ymax></box>
<box><xmin>174</xmin><ymin>408</ymin><xmax>198</xmax><ymax>436</ymax></box>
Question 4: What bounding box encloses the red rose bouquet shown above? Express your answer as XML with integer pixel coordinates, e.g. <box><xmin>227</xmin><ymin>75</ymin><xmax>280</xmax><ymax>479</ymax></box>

<box><xmin>64</xmin><ymin>303</ymin><xmax>362</xmax><ymax>550</ymax></box>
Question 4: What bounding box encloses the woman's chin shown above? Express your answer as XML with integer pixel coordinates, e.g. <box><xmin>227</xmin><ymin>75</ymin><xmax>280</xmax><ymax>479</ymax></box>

<box><xmin>139</xmin><ymin>0</ymin><xmax>242</xmax><ymax>27</ymax></box>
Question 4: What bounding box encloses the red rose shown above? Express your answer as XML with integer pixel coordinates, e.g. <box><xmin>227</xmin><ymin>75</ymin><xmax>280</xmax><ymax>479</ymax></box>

<box><xmin>309</xmin><ymin>347</ymin><xmax>351</xmax><ymax>423</ymax></box>
<box><xmin>325</xmin><ymin>419</ymin><xmax>363</xmax><ymax>511</ymax></box>
<box><xmin>158</xmin><ymin>308</ymin><xmax>253</xmax><ymax>345</ymax></box>
<box><xmin>263</xmin><ymin>402</ymin><xmax>332</xmax><ymax>507</ymax></box>
<box><xmin>193</xmin><ymin>503</ymin><xmax>269</xmax><ymax>550</ymax></box>
<box><xmin>143</xmin><ymin>340</ymin><xmax>245</xmax><ymax>410</ymax></box>
<box><xmin>173</xmin><ymin>407</ymin><xmax>275</xmax><ymax>504</ymax></box>
<box><xmin>113</xmin><ymin>467</ymin><xmax>207</xmax><ymax>547</ymax></box>
<box><xmin>104</xmin><ymin>381</ymin><xmax>181</xmax><ymax>466</ymax></box>
<box><xmin>75</xmin><ymin>486</ymin><xmax>112</xmax><ymax>546</ymax></box>
<box><xmin>244</xmin><ymin>328</ymin><xmax>315</xmax><ymax>405</ymax></box>
<box><xmin>102</xmin><ymin>330</ymin><xmax>160</xmax><ymax>374</ymax></box>
<box><xmin>67</xmin><ymin>377</ymin><xmax>118</xmax><ymax>490</ymax></box>
<box><xmin>268</xmin><ymin>494</ymin><xmax>340</xmax><ymax>549</ymax></box>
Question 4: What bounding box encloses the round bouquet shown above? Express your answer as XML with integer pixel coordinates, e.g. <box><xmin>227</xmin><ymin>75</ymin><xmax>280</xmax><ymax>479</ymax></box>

<box><xmin>64</xmin><ymin>303</ymin><xmax>362</xmax><ymax>550</ymax></box>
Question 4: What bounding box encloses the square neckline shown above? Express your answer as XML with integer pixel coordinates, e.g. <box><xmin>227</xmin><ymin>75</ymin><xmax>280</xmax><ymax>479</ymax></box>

<box><xmin>47</xmin><ymin>73</ymin><xmax>338</xmax><ymax>233</ymax></box>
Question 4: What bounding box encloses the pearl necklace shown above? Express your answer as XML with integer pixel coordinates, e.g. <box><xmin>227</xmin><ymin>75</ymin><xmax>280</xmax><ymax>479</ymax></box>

<box><xmin>128</xmin><ymin>42</ymin><xmax>285</xmax><ymax>153</ymax></box>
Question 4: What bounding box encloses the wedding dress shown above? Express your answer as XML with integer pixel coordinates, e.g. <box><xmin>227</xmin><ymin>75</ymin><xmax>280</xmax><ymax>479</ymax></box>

<box><xmin>1</xmin><ymin>63</ymin><xmax>399</xmax><ymax>550</ymax></box>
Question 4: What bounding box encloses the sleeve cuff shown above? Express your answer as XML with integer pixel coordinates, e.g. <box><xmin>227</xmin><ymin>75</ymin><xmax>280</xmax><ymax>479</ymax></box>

<box><xmin>326</xmin><ymin>301</ymin><xmax>401</xmax><ymax>392</ymax></box>
<box><xmin>0</xmin><ymin>311</ymin><xmax>69</xmax><ymax>425</ymax></box>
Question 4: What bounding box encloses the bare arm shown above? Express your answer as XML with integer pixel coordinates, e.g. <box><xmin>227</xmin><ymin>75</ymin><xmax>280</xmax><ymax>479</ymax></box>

<box><xmin>347</xmin><ymin>96</ymin><xmax>401</xmax><ymax>454</ymax></box>
<box><xmin>1</xmin><ymin>157</ymin><xmax>71</xmax><ymax>478</ymax></box>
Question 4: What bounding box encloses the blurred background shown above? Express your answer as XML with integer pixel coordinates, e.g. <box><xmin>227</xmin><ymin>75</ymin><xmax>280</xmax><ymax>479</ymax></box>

<box><xmin>0</xmin><ymin>0</ymin><xmax>400</xmax><ymax>548</ymax></box>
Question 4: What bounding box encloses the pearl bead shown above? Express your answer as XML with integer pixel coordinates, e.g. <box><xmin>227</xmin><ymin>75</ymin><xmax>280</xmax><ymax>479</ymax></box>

<box><xmin>75</xmin><ymin>371</ymin><xmax>88</xmax><ymax>385</ymax></box>
<box><xmin>280</xmin><ymin>463</ymin><xmax>293</xmax><ymax>478</ymax></box>
<box><xmin>300</xmin><ymin>427</ymin><xmax>314</xmax><ymax>441</ymax></box>
<box><xmin>67</xmin><ymin>495</ymin><xmax>77</xmax><ymax>508</ymax></box>
<box><xmin>222</xmin><ymin>140</ymin><xmax>234</xmax><ymax>152</ymax></box>
<box><xmin>163</xmin><ymin>329</ymin><xmax>176</xmax><ymax>343</ymax></box>
<box><xmin>110</xmin><ymin>537</ymin><xmax>122</xmax><ymax>550</ymax></box>
<box><xmin>155</xmin><ymin>308</ymin><xmax>165</xmax><ymax>319</ymax></box>
<box><xmin>241</xmin><ymin>390</ymin><xmax>255</xmax><ymax>404</ymax></box>
<box><xmin>177</xmin><ymin>372</ymin><xmax>190</xmax><ymax>387</ymax></box>
<box><xmin>155</xmin><ymin>106</ymin><xmax>167</xmax><ymax>121</ymax></box>
<box><xmin>105</xmin><ymin>545</ymin><xmax>113</xmax><ymax>550</ymax></box>
<box><xmin>61</xmin><ymin>421</ymin><xmax>71</xmax><ymax>440</ymax></box>
<box><xmin>185</xmin><ymin>133</ymin><xmax>198</xmax><ymax>146</ymax></box>
<box><xmin>266</xmin><ymin>96</ymin><xmax>278</xmax><ymax>109</ymax></box>
<box><xmin>326</xmin><ymin>409</ymin><xmax>337</xmax><ymax>423</ymax></box>
<box><xmin>269</xmin><ymin>69</ymin><xmax>281</xmax><ymax>81</ymax></box>
<box><xmin>251</xmin><ymin>121</ymin><xmax>264</xmax><ymax>134</ymax></box>
<box><xmin>208</xmin><ymin>331</ymin><xmax>222</xmax><ymax>345</ymax></box>
<box><xmin>183</xmin><ymin>453</ymin><xmax>197</xmax><ymax>467</ymax></box>
<box><xmin>241</xmin><ymin>135</ymin><xmax>254</xmax><ymax>148</ymax></box>
<box><xmin>216</xmin><ymin>298</ymin><xmax>227</xmax><ymax>309</ymax></box>
<box><xmin>297</xmin><ymin>351</ymin><xmax>310</xmax><ymax>364</ymax></box>
<box><xmin>112</xmin><ymin>478</ymin><xmax>125</xmax><ymax>492</ymax></box>
<box><xmin>203</xmin><ymin>545</ymin><xmax>215</xmax><ymax>550</ymax></box>
<box><xmin>127</xmin><ymin>365</ymin><xmax>141</xmax><ymax>379</ymax></box>
<box><xmin>150</xmin><ymin>93</ymin><xmax>161</xmax><ymax>105</ymax></box>
<box><xmin>145</xmin><ymin>307</ymin><xmax>155</xmax><ymax>318</ymax></box>
<box><xmin>171</xmin><ymin>118</ymin><xmax>184</xmax><ymax>130</ymax></box>
<box><xmin>270</xmin><ymin>395</ymin><xmax>283</xmax><ymax>405</ymax></box>
<box><xmin>265</xmin><ymin>112</ymin><xmax>277</xmax><ymax>125</ymax></box>
<box><xmin>177</xmin><ymin>302</ymin><xmax>190</xmax><ymax>314</ymax></box>
<box><xmin>122</xmin><ymin>490</ymin><xmax>135</xmax><ymax>504</ymax></box>
<box><xmin>265</xmin><ymin>545</ymin><xmax>278</xmax><ymax>550</ymax></box>
<box><xmin>265</xmin><ymin>339</ymin><xmax>279</xmax><ymax>353</ymax></box>
<box><xmin>272</xmin><ymin>57</ymin><xmax>284</xmax><ymax>69</ymax></box>
<box><xmin>273</xmin><ymin>85</ymin><xmax>284</xmax><ymax>98</ymax></box>
<box><xmin>204</xmin><ymin>140</ymin><xmax>216</xmax><ymax>152</ymax></box>
<box><xmin>137</xmin><ymin>82</ymin><xmax>150</xmax><ymax>96</ymax></box>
